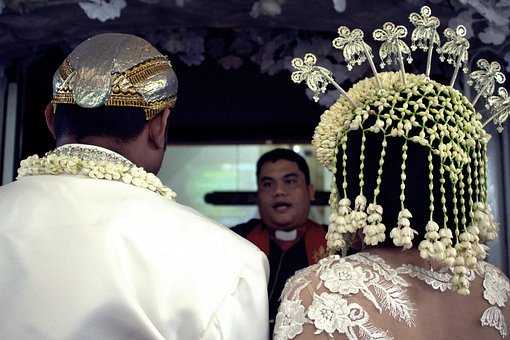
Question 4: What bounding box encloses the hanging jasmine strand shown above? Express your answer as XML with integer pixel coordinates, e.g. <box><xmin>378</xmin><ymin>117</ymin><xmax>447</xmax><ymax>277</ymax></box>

<box><xmin>418</xmin><ymin>149</ymin><xmax>445</xmax><ymax>261</ymax></box>
<box><xmin>473</xmin><ymin>143</ymin><xmax>480</xmax><ymax>203</ymax></box>
<box><xmin>451</xmin><ymin>170</ymin><xmax>460</xmax><ymax>237</ymax></box>
<box><xmin>467</xmin><ymin>157</ymin><xmax>474</xmax><ymax>220</ymax></box>
<box><xmin>481</xmin><ymin>144</ymin><xmax>489</xmax><ymax>204</ymax></box>
<box><xmin>326</xmin><ymin>135</ymin><xmax>351</xmax><ymax>254</ymax></box>
<box><xmin>341</xmin><ymin>136</ymin><xmax>349</xmax><ymax>197</ymax></box>
<box><xmin>364</xmin><ymin>134</ymin><xmax>388</xmax><ymax>246</ymax></box>
<box><xmin>459</xmin><ymin>168</ymin><xmax>467</xmax><ymax>226</ymax></box>
<box><xmin>359</xmin><ymin>130</ymin><xmax>367</xmax><ymax>195</ymax></box>
<box><xmin>427</xmin><ymin>150</ymin><xmax>435</xmax><ymax>220</ymax></box>
<box><xmin>373</xmin><ymin>135</ymin><xmax>388</xmax><ymax>200</ymax></box>
<box><xmin>400</xmin><ymin>141</ymin><xmax>408</xmax><ymax>210</ymax></box>
<box><xmin>349</xmin><ymin>130</ymin><xmax>369</xmax><ymax>236</ymax></box>
<box><xmin>329</xmin><ymin>179</ymin><xmax>339</xmax><ymax>210</ymax></box>
<box><xmin>390</xmin><ymin>140</ymin><xmax>417</xmax><ymax>250</ymax></box>
<box><xmin>439</xmin><ymin>163</ymin><xmax>449</xmax><ymax>230</ymax></box>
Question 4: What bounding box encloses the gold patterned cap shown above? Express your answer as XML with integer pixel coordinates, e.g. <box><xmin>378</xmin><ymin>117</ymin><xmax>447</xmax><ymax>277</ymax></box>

<box><xmin>52</xmin><ymin>33</ymin><xmax>178</xmax><ymax>120</ymax></box>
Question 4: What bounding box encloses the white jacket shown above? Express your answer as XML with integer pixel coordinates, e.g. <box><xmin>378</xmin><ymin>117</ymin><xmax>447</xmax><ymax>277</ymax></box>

<box><xmin>0</xmin><ymin>168</ymin><xmax>269</xmax><ymax>339</ymax></box>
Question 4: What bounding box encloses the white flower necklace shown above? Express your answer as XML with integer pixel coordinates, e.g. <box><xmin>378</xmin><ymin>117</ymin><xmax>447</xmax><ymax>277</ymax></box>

<box><xmin>17</xmin><ymin>144</ymin><xmax>176</xmax><ymax>201</ymax></box>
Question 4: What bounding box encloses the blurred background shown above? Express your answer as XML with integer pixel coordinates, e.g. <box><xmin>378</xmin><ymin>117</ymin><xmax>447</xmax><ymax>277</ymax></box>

<box><xmin>0</xmin><ymin>0</ymin><xmax>509</xmax><ymax>271</ymax></box>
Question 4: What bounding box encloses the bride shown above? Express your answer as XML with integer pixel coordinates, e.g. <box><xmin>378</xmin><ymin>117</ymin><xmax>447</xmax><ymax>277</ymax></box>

<box><xmin>274</xmin><ymin>6</ymin><xmax>510</xmax><ymax>340</ymax></box>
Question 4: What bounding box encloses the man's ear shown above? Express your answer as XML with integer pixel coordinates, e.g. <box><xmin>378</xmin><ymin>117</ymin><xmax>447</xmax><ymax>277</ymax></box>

<box><xmin>44</xmin><ymin>103</ymin><xmax>56</xmax><ymax>139</ymax></box>
<box><xmin>148</xmin><ymin>108</ymin><xmax>171</xmax><ymax>150</ymax></box>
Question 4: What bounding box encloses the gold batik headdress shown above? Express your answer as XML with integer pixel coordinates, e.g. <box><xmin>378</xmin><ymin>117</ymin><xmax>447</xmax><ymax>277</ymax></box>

<box><xmin>291</xmin><ymin>6</ymin><xmax>509</xmax><ymax>295</ymax></box>
<box><xmin>52</xmin><ymin>33</ymin><xmax>178</xmax><ymax>120</ymax></box>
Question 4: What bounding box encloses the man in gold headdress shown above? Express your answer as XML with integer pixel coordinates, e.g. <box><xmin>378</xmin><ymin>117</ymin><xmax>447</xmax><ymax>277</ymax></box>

<box><xmin>0</xmin><ymin>33</ymin><xmax>269</xmax><ymax>340</ymax></box>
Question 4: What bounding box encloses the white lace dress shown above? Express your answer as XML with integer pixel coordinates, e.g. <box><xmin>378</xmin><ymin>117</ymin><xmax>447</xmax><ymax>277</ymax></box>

<box><xmin>274</xmin><ymin>253</ymin><xmax>510</xmax><ymax>340</ymax></box>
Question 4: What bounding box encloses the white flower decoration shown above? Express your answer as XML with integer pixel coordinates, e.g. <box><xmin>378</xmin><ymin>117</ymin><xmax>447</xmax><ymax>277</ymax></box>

<box><xmin>319</xmin><ymin>259</ymin><xmax>366</xmax><ymax>295</ymax></box>
<box><xmin>478</xmin><ymin>24</ymin><xmax>509</xmax><ymax>46</ymax></box>
<box><xmin>274</xmin><ymin>299</ymin><xmax>306</xmax><ymax>340</ymax></box>
<box><xmin>250</xmin><ymin>0</ymin><xmax>285</xmax><ymax>18</ymax></box>
<box><xmin>364</xmin><ymin>203</ymin><xmax>385</xmax><ymax>245</ymax></box>
<box><xmin>78</xmin><ymin>0</ymin><xmax>126</xmax><ymax>22</ymax></box>
<box><xmin>307</xmin><ymin>293</ymin><xmax>367</xmax><ymax>336</ymax></box>
<box><xmin>17</xmin><ymin>145</ymin><xmax>176</xmax><ymax>201</ymax></box>
<box><xmin>373</xmin><ymin>22</ymin><xmax>412</xmax><ymax>68</ymax></box>
<box><xmin>332</xmin><ymin>0</ymin><xmax>346</xmax><ymax>13</ymax></box>
<box><xmin>483</xmin><ymin>267</ymin><xmax>510</xmax><ymax>307</ymax></box>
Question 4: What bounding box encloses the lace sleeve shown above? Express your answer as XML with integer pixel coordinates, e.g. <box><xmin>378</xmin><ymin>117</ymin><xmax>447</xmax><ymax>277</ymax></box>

<box><xmin>273</xmin><ymin>265</ymin><xmax>315</xmax><ymax>340</ymax></box>
<box><xmin>274</xmin><ymin>254</ymin><xmax>414</xmax><ymax>340</ymax></box>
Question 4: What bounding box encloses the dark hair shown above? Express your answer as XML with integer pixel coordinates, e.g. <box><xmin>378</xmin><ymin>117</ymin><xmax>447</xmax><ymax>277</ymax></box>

<box><xmin>337</xmin><ymin>119</ymin><xmax>468</xmax><ymax>248</ymax></box>
<box><xmin>54</xmin><ymin>104</ymin><xmax>148</xmax><ymax>142</ymax></box>
<box><xmin>256</xmin><ymin>148</ymin><xmax>311</xmax><ymax>185</ymax></box>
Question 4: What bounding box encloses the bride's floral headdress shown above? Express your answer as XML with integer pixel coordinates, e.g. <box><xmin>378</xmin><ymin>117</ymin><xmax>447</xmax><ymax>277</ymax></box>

<box><xmin>291</xmin><ymin>6</ymin><xmax>509</xmax><ymax>295</ymax></box>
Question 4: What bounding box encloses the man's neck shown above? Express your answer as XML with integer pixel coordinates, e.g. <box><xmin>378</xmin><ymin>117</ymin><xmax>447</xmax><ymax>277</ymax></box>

<box><xmin>56</xmin><ymin>136</ymin><xmax>148</xmax><ymax>169</ymax></box>
<box><xmin>57</xmin><ymin>136</ymin><xmax>124</xmax><ymax>155</ymax></box>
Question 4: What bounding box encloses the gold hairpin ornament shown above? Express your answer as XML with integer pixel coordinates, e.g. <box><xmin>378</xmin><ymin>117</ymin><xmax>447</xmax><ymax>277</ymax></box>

<box><xmin>468</xmin><ymin>59</ymin><xmax>506</xmax><ymax>106</ymax></box>
<box><xmin>485</xmin><ymin>87</ymin><xmax>510</xmax><ymax>132</ymax></box>
<box><xmin>373</xmin><ymin>22</ymin><xmax>412</xmax><ymax>84</ymax></box>
<box><xmin>409</xmin><ymin>5</ymin><xmax>440</xmax><ymax>78</ymax></box>
<box><xmin>437</xmin><ymin>25</ymin><xmax>470</xmax><ymax>87</ymax></box>
<box><xmin>333</xmin><ymin>26</ymin><xmax>381</xmax><ymax>88</ymax></box>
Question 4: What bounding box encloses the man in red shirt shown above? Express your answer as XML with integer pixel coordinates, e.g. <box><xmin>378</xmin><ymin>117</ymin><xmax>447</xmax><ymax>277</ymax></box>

<box><xmin>232</xmin><ymin>148</ymin><xmax>327</xmax><ymax>335</ymax></box>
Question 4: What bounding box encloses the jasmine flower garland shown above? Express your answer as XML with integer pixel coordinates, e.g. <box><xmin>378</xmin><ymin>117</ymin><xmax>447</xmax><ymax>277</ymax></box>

<box><xmin>17</xmin><ymin>144</ymin><xmax>176</xmax><ymax>201</ymax></box>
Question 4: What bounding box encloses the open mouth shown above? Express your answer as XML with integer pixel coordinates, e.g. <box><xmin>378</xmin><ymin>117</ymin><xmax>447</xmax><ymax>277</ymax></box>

<box><xmin>273</xmin><ymin>202</ymin><xmax>292</xmax><ymax>212</ymax></box>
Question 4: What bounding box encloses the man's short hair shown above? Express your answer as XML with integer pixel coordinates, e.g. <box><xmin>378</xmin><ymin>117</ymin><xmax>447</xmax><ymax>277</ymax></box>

<box><xmin>256</xmin><ymin>148</ymin><xmax>311</xmax><ymax>185</ymax></box>
<box><xmin>54</xmin><ymin>104</ymin><xmax>148</xmax><ymax>142</ymax></box>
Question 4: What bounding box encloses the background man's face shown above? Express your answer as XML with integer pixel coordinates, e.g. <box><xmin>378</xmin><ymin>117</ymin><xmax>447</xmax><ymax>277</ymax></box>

<box><xmin>257</xmin><ymin>159</ymin><xmax>314</xmax><ymax>230</ymax></box>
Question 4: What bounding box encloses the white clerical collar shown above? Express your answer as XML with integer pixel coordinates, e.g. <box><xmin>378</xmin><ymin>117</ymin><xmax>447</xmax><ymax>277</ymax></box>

<box><xmin>274</xmin><ymin>229</ymin><xmax>298</xmax><ymax>241</ymax></box>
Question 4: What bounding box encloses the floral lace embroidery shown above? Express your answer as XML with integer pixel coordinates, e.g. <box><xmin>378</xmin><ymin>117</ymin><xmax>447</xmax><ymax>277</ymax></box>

<box><xmin>275</xmin><ymin>266</ymin><xmax>314</xmax><ymax>340</ymax></box>
<box><xmin>398</xmin><ymin>261</ymin><xmax>509</xmax><ymax>338</ymax></box>
<box><xmin>275</xmin><ymin>299</ymin><xmax>307</xmax><ymax>339</ymax></box>
<box><xmin>482</xmin><ymin>306</ymin><xmax>508</xmax><ymax>338</ymax></box>
<box><xmin>482</xmin><ymin>263</ymin><xmax>510</xmax><ymax>307</ymax></box>
<box><xmin>353</xmin><ymin>253</ymin><xmax>410</xmax><ymax>288</ymax></box>
<box><xmin>275</xmin><ymin>255</ymin><xmax>510</xmax><ymax>339</ymax></box>
<box><xmin>397</xmin><ymin>264</ymin><xmax>452</xmax><ymax>292</ymax></box>
<box><xmin>307</xmin><ymin>292</ymin><xmax>390</xmax><ymax>340</ymax></box>
<box><xmin>347</xmin><ymin>254</ymin><xmax>415</xmax><ymax>326</ymax></box>
<box><xmin>479</xmin><ymin>262</ymin><xmax>510</xmax><ymax>337</ymax></box>
<box><xmin>274</xmin><ymin>253</ymin><xmax>415</xmax><ymax>340</ymax></box>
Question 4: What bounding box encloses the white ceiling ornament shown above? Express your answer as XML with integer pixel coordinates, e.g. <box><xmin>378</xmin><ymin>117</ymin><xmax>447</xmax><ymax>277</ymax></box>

<box><xmin>250</xmin><ymin>0</ymin><xmax>285</xmax><ymax>18</ymax></box>
<box><xmin>448</xmin><ymin>8</ymin><xmax>476</xmax><ymax>39</ymax></box>
<box><xmin>456</xmin><ymin>0</ymin><xmax>510</xmax><ymax>46</ymax></box>
<box><xmin>78</xmin><ymin>0</ymin><xmax>126</xmax><ymax>22</ymax></box>
<box><xmin>458</xmin><ymin>0</ymin><xmax>509</xmax><ymax>27</ymax></box>
<box><xmin>332</xmin><ymin>0</ymin><xmax>346</xmax><ymax>13</ymax></box>
<box><xmin>478</xmin><ymin>24</ymin><xmax>510</xmax><ymax>45</ymax></box>
<box><xmin>162</xmin><ymin>29</ymin><xmax>205</xmax><ymax>66</ymax></box>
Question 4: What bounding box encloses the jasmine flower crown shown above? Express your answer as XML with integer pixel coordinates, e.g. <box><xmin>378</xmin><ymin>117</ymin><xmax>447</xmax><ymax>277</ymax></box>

<box><xmin>291</xmin><ymin>6</ymin><xmax>509</xmax><ymax>295</ymax></box>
